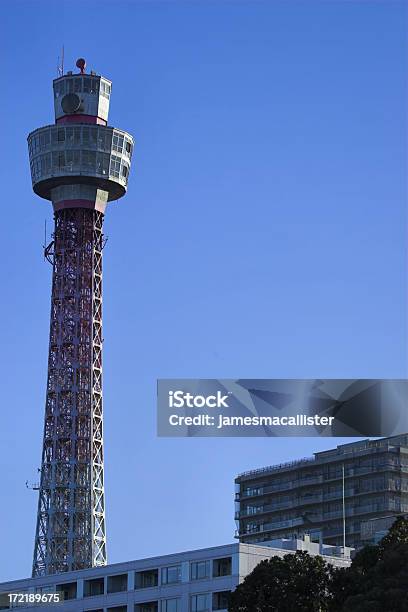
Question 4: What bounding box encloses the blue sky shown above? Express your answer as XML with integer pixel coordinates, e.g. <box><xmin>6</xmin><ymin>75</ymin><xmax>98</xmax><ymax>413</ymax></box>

<box><xmin>0</xmin><ymin>0</ymin><xmax>407</xmax><ymax>581</ymax></box>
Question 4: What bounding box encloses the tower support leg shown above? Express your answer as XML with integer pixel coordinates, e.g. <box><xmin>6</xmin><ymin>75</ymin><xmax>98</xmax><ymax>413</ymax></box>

<box><xmin>32</xmin><ymin>208</ymin><xmax>106</xmax><ymax>577</ymax></box>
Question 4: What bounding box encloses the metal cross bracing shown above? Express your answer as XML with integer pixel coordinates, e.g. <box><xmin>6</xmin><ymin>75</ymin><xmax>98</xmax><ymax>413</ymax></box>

<box><xmin>32</xmin><ymin>208</ymin><xmax>106</xmax><ymax>576</ymax></box>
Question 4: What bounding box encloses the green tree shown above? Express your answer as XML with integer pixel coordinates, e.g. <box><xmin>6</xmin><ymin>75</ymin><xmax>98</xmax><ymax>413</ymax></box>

<box><xmin>228</xmin><ymin>550</ymin><xmax>333</xmax><ymax>612</ymax></box>
<box><xmin>379</xmin><ymin>515</ymin><xmax>408</xmax><ymax>552</ymax></box>
<box><xmin>330</xmin><ymin>516</ymin><xmax>408</xmax><ymax>612</ymax></box>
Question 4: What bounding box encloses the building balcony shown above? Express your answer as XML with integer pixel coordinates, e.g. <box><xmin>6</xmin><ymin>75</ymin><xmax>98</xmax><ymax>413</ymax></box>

<box><xmin>236</xmin><ymin>465</ymin><xmax>405</xmax><ymax>501</ymax></box>
<box><xmin>236</xmin><ymin>516</ymin><xmax>305</xmax><ymax>537</ymax></box>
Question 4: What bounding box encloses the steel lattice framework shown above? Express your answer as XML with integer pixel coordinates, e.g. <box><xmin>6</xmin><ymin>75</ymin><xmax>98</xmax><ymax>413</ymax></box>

<box><xmin>33</xmin><ymin>209</ymin><xmax>106</xmax><ymax>576</ymax></box>
<box><xmin>28</xmin><ymin>61</ymin><xmax>133</xmax><ymax>576</ymax></box>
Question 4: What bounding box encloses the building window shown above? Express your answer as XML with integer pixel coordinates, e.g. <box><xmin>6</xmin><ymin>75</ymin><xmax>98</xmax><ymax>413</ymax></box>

<box><xmin>91</xmin><ymin>78</ymin><xmax>99</xmax><ymax>94</ymax></box>
<box><xmin>108</xmin><ymin>608</ymin><xmax>128</xmax><ymax>612</ymax></box>
<box><xmin>110</xmin><ymin>154</ymin><xmax>121</xmax><ymax>178</ymax></box>
<box><xmin>98</xmin><ymin>128</ymin><xmax>112</xmax><ymax>151</ymax></box>
<box><xmin>135</xmin><ymin>569</ymin><xmax>158</xmax><ymax>589</ymax></box>
<box><xmin>84</xmin><ymin>577</ymin><xmax>104</xmax><ymax>597</ymax></box>
<box><xmin>65</xmin><ymin>150</ymin><xmax>80</xmax><ymax>170</ymax></box>
<box><xmin>40</xmin><ymin>131</ymin><xmax>50</xmax><ymax>149</ymax></box>
<box><xmin>213</xmin><ymin>557</ymin><xmax>232</xmax><ymax>577</ymax></box>
<box><xmin>245</xmin><ymin>486</ymin><xmax>262</xmax><ymax>496</ymax></box>
<box><xmin>161</xmin><ymin>599</ymin><xmax>180</xmax><ymax>612</ymax></box>
<box><xmin>74</xmin><ymin>126</ymin><xmax>81</xmax><ymax>143</ymax></box>
<box><xmin>135</xmin><ymin>603</ymin><xmax>158</xmax><ymax>612</ymax></box>
<box><xmin>107</xmin><ymin>573</ymin><xmax>128</xmax><ymax>593</ymax></box>
<box><xmin>97</xmin><ymin>152</ymin><xmax>110</xmax><ymax>176</ymax></box>
<box><xmin>83</xmin><ymin>78</ymin><xmax>92</xmax><ymax>93</ymax></box>
<box><xmin>190</xmin><ymin>593</ymin><xmax>210</xmax><ymax>612</ymax></box>
<box><xmin>41</xmin><ymin>153</ymin><xmax>51</xmax><ymax>175</ymax></box>
<box><xmin>190</xmin><ymin>560</ymin><xmax>211</xmax><ymax>581</ymax></box>
<box><xmin>34</xmin><ymin>586</ymin><xmax>55</xmax><ymax>595</ymax></box>
<box><xmin>161</xmin><ymin>564</ymin><xmax>181</xmax><ymax>585</ymax></box>
<box><xmin>101</xmin><ymin>81</ymin><xmax>111</xmax><ymax>99</ymax></box>
<box><xmin>1</xmin><ymin>590</ymin><xmax>27</xmax><ymax>609</ymax></box>
<box><xmin>82</xmin><ymin>150</ymin><xmax>96</xmax><ymax>170</ymax></box>
<box><xmin>113</xmin><ymin>133</ymin><xmax>125</xmax><ymax>153</ymax></box>
<box><xmin>54</xmin><ymin>80</ymin><xmax>65</xmax><ymax>98</ymax></box>
<box><xmin>33</xmin><ymin>158</ymin><xmax>41</xmax><ymax>181</ymax></box>
<box><xmin>32</xmin><ymin>134</ymin><xmax>40</xmax><ymax>153</ymax></box>
<box><xmin>213</xmin><ymin>591</ymin><xmax>231</xmax><ymax>610</ymax></box>
<box><xmin>56</xmin><ymin>582</ymin><xmax>77</xmax><ymax>600</ymax></box>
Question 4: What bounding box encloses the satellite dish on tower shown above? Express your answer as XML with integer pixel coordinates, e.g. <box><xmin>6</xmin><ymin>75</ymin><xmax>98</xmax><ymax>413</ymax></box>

<box><xmin>76</xmin><ymin>58</ymin><xmax>86</xmax><ymax>74</ymax></box>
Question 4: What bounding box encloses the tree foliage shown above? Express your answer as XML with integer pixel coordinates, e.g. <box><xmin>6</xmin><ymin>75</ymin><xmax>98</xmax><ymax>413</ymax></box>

<box><xmin>228</xmin><ymin>550</ymin><xmax>332</xmax><ymax>612</ymax></box>
<box><xmin>229</xmin><ymin>517</ymin><xmax>408</xmax><ymax>612</ymax></box>
<box><xmin>331</xmin><ymin>516</ymin><xmax>408</xmax><ymax>612</ymax></box>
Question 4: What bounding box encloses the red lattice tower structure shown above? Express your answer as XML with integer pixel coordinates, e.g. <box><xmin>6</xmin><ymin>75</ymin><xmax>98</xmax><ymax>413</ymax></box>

<box><xmin>27</xmin><ymin>59</ymin><xmax>134</xmax><ymax>576</ymax></box>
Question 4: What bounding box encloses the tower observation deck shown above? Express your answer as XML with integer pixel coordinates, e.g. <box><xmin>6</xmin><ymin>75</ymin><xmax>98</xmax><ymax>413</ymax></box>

<box><xmin>28</xmin><ymin>58</ymin><xmax>133</xmax><ymax>577</ymax></box>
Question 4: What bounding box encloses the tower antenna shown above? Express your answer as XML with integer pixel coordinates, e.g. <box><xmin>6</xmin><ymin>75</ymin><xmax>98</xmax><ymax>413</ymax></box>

<box><xmin>57</xmin><ymin>45</ymin><xmax>64</xmax><ymax>77</ymax></box>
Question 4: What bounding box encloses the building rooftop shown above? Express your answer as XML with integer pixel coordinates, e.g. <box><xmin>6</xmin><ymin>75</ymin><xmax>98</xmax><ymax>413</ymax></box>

<box><xmin>236</xmin><ymin>434</ymin><xmax>408</xmax><ymax>480</ymax></box>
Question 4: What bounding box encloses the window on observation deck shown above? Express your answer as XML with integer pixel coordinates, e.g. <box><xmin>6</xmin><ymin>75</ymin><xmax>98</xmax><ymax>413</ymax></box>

<box><xmin>97</xmin><ymin>152</ymin><xmax>110</xmax><ymax>176</ymax></box>
<box><xmin>125</xmin><ymin>140</ymin><xmax>133</xmax><ymax>157</ymax></box>
<box><xmin>54</xmin><ymin>80</ymin><xmax>65</xmax><ymax>97</ymax></box>
<box><xmin>113</xmin><ymin>133</ymin><xmax>124</xmax><ymax>153</ymax></box>
<box><xmin>97</xmin><ymin>128</ymin><xmax>112</xmax><ymax>151</ymax></box>
<box><xmin>110</xmin><ymin>154</ymin><xmax>121</xmax><ymax>178</ymax></box>
<box><xmin>101</xmin><ymin>81</ymin><xmax>111</xmax><ymax>99</ymax></box>
<box><xmin>40</xmin><ymin>130</ymin><xmax>51</xmax><ymax>150</ymax></box>
<box><xmin>82</xmin><ymin>150</ymin><xmax>96</xmax><ymax>169</ymax></box>
<box><xmin>65</xmin><ymin>150</ymin><xmax>80</xmax><ymax>170</ymax></box>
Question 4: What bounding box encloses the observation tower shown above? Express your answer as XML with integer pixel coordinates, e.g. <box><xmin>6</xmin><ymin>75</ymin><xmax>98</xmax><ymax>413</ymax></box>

<box><xmin>27</xmin><ymin>58</ymin><xmax>133</xmax><ymax>577</ymax></box>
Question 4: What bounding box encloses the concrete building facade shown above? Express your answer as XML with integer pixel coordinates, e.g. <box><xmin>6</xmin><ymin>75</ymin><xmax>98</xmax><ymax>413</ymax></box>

<box><xmin>235</xmin><ymin>435</ymin><xmax>408</xmax><ymax>550</ymax></box>
<box><xmin>0</xmin><ymin>541</ymin><xmax>351</xmax><ymax>611</ymax></box>
<box><xmin>360</xmin><ymin>513</ymin><xmax>408</xmax><ymax>545</ymax></box>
